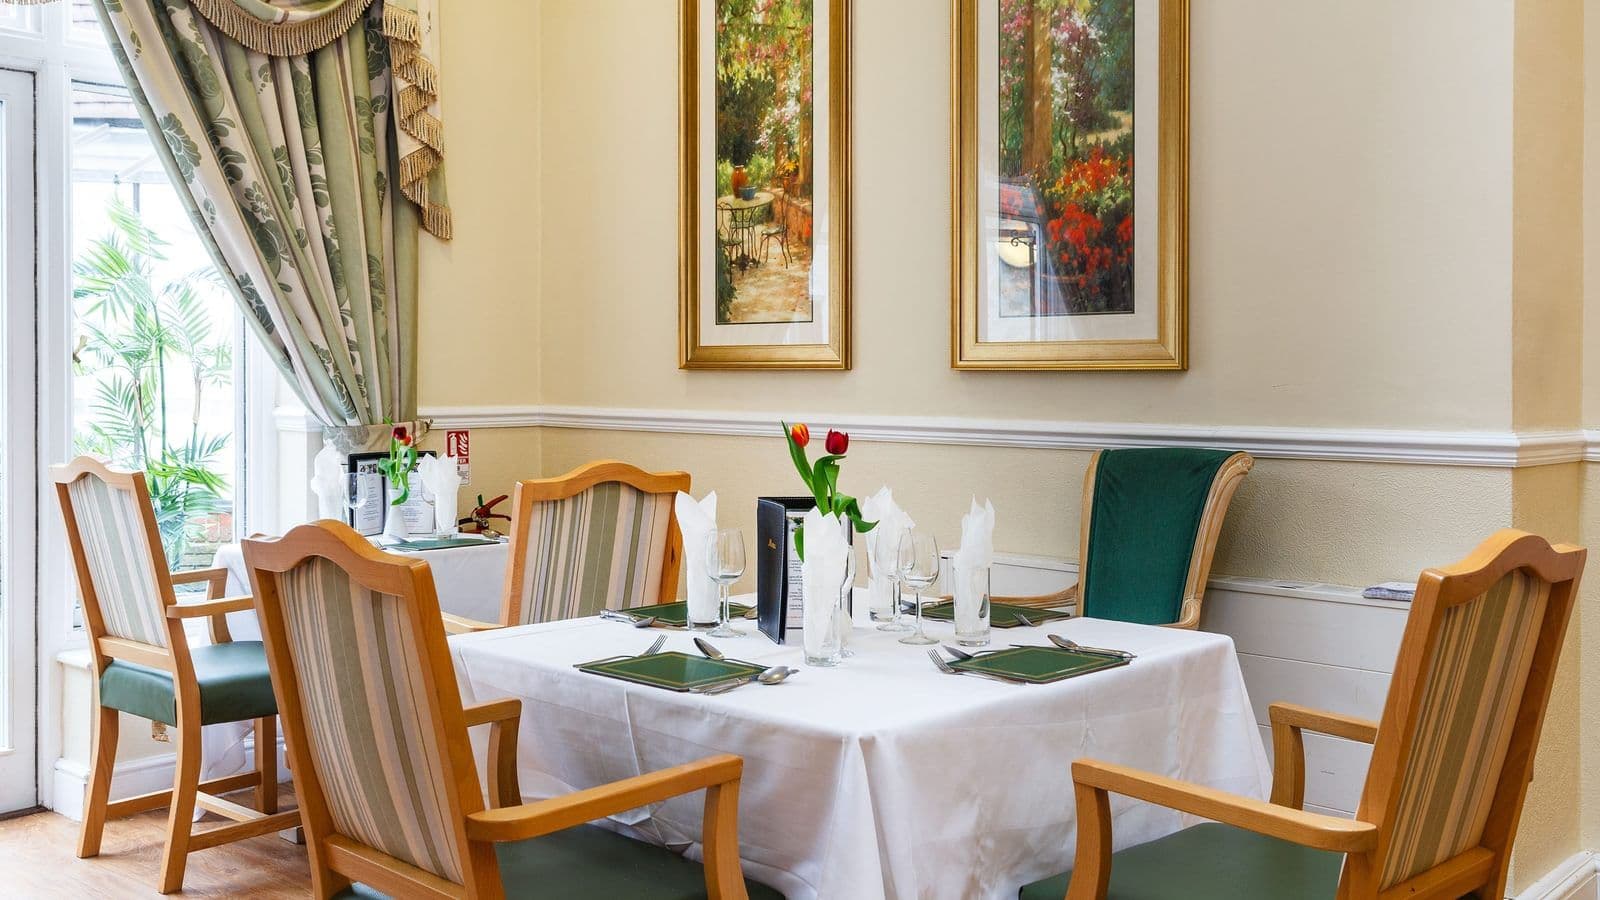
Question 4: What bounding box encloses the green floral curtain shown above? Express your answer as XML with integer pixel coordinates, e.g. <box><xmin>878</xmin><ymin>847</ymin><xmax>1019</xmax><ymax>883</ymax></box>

<box><xmin>82</xmin><ymin>0</ymin><xmax>449</xmax><ymax>427</ymax></box>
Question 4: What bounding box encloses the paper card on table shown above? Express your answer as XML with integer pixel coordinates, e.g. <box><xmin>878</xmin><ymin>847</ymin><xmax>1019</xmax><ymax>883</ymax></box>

<box><xmin>950</xmin><ymin>646</ymin><xmax>1128</xmax><ymax>684</ymax></box>
<box><xmin>920</xmin><ymin>601</ymin><xmax>1071</xmax><ymax>628</ymax></box>
<box><xmin>576</xmin><ymin>651</ymin><xmax>765</xmax><ymax>692</ymax></box>
<box><xmin>628</xmin><ymin>600</ymin><xmax>755</xmax><ymax>628</ymax></box>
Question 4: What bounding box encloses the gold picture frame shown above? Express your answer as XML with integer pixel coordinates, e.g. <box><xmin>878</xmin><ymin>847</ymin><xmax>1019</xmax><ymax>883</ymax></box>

<box><xmin>951</xmin><ymin>0</ymin><xmax>1189</xmax><ymax>370</ymax></box>
<box><xmin>679</xmin><ymin>0</ymin><xmax>852</xmax><ymax>370</ymax></box>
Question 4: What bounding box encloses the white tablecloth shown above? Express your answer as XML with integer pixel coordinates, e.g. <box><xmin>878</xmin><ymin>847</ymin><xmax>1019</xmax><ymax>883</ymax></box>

<box><xmin>201</xmin><ymin>538</ymin><xmax>510</xmax><ymax>779</ymax></box>
<box><xmin>449</xmin><ymin>597</ymin><xmax>1270</xmax><ymax>900</ymax></box>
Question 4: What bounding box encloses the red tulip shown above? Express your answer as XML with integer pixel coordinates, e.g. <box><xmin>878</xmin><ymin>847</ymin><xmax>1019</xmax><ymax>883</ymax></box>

<box><xmin>825</xmin><ymin>429</ymin><xmax>849</xmax><ymax>455</ymax></box>
<box><xmin>392</xmin><ymin>424</ymin><xmax>409</xmax><ymax>442</ymax></box>
<box><xmin>790</xmin><ymin>423</ymin><xmax>810</xmax><ymax>448</ymax></box>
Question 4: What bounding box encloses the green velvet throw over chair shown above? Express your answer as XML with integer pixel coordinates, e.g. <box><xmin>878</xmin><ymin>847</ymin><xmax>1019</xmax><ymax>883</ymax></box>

<box><xmin>53</xmin><ymin>456</ymin><xmax>298</xmax><ymax>894</ymax></box>
<box><xmin>242</xmin><ymin>520</ymin><xmax>783</xmax><ymax>899</ymax></box>
<box><xmin>1019</xmin><ymin>529</ymin><xmax>1585</xmax><ymax>900</ymax></box>
<box><xmin>1002</xmin><ymin>448</ymin><xmax>1253</xmax><ymax>628</ymax></box>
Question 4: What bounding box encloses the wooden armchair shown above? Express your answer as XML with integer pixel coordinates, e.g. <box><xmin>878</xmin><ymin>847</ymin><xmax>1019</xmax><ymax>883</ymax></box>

<box><xmin>242</xmin><ymin>520</ymin><xmax>780</xmax><ymax>899</ymax></box>
<box><xmin>1019</xmin><ymin>529</ymin><xmax>1585</xmax><ymax>900</ymax></box>
<box><xmin>443</xmin><ymin>460</ymin><xmax>691</xmax><ymax>634</ymax></box>
<box><xmin>1002</xmin><ymin>448</ymin><xmax>1252</xmax><ymax>629</ymax></box>
<box><xmin>53</xmin><ymin>457</ymin><xmax>297</xmax><ymax>894</ymax></box>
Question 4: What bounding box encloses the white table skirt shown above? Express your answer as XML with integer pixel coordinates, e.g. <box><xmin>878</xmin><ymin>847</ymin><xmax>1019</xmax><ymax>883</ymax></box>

<box><xmin>449</xmin><ymin>596</ymin><xmax>1271</xmax><ymax>900</ymax></box>
<box><xmin>200</xmin><ymin>538</ymin><xmax>509</xmax><ymax>779</ymax></box>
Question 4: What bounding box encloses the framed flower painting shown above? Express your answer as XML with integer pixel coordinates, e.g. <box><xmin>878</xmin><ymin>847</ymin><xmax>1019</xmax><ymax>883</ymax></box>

<box><xmin>679</xmin><ymin>0</ymin><xmax>851</xmax><ymax>369</ymax></box>
<box><xmin>952</xmin><ymin>0</ymin><xmax>1188</xmax><ymax>370</ymax></box>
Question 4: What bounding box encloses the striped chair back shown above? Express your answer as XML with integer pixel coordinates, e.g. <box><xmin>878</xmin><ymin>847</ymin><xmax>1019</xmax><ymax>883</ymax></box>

<box><xmin>54</xmin><ymin>458</ymin><xmax>173</xmax><ymax>649</ymax></box>
<box><xmin>502</xmin><ymin>461</ymin><xmax>690</xmax><ymax>627</ymax></box>
<box><xmin>245</xmin><ymin>523</ymin><xmax>480</xmax><ymax>894</ymax></box>
<box><xmin>1356</xmin><ymin>530</ymin><xmax>1584</xmax><ymax>896</ymax></box>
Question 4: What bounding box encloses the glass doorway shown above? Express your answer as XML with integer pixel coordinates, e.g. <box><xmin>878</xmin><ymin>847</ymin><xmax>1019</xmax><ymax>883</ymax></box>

<box><xmin>0</xmin><ymin>67</ymin><xmax>38</xmax><ymax>815</ymax></box>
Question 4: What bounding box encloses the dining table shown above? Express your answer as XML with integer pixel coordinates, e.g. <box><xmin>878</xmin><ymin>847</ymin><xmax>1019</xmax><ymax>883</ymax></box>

<box><xmin>449</xmin><ymin>595</ymin><xmax>1271</xmax><ymax>900</ymax></box>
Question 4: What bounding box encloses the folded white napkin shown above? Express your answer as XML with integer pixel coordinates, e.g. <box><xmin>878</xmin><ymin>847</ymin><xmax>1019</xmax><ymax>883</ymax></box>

<box><xmin>417</xmin><ymin>455</ymin><xmax>462</xmax><ymax>536</ymax></box>
<box><xmin>953</xmin><ymin>498</ymin><xmax>996</xmax><ymax>633</ymax></box>
<box><xmin>860</xmin><ymin>486</ymin><xmax>914</xmax><ymax>617</ymax></box>
<box><xmin>310</xmin><ymin>443</ymin><xmax>346</xmax><ymax>521</ymax></box>
<box><xmin>675</xmin><ymin>491</ymin><xmax>719</xmax><ymax>623</ymax></box>
<box><xmin>801</xmin><ymin>507</ymin><xmax>850</xmax><ymax>658</ymax></box>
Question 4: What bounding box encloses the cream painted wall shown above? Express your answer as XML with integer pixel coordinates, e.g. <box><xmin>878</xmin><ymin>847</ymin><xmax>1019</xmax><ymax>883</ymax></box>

<box><xmin>538</xmin><ymin>0</ymin><xmax>1516</xmax><ymax>431</ymax></box>
<box><xmin>416</xmin><ymin>0</ymin><xmax>542</xmax><ymax>411</ymax></box>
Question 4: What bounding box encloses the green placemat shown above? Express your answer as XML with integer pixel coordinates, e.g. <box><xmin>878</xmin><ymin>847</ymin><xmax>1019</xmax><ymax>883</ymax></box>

<box><xmin>389</xmin><ymin>536</ymin><xmax>500</xmax><ymax>551</ymax></box>
<box><xmin>576</xmin><ymin>651</ymin><xmax>765</xmax><ymax>692</ymax></box>
<box><xmin>628</xmin><ymin>600</ymin><xmax>756</xmax><ymax>628</ymax></box>
<box><xmin>950</xmin><ymin>646</ymin><xmax>1129</xmax><ymax>684</ymax></box>
<box><xmin>920</xmin><ymin>601</ymin><xmax>1072</xmax><ymax>628</ymax></box>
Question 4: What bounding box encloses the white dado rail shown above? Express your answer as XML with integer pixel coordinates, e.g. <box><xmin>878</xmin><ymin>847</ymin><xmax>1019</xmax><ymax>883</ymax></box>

<box><xmin>283</xmin><ymin>405</ymin><xmax>1600</xmax><ymax>468</ymax></box>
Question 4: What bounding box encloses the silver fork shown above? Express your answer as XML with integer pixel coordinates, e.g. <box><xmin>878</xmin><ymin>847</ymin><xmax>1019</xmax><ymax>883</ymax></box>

<box><xmin>926</xmin><ymin>648</ymin><xmax>1023</xmax><ymax>685</ymax></box>
<box><xmin>641</xmin><ymin>635</ymin><xmax>667</xmax><ymax>656</ymax></box>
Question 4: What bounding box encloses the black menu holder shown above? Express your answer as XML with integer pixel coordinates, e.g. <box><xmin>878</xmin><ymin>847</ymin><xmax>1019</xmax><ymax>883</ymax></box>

<box><xmin>756</xmin><ymin>497</ymin><xmax>816</xmax><ymax>644</ymax></box>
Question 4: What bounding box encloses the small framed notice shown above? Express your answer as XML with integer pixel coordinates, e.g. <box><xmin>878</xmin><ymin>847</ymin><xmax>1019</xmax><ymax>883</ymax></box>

<box><xmin>346</xmin><ymin>455</ymin><xmax>386</xmax><ymax>536</ymax></box>
<box><xmin>756</xmin><ymin>496</ymin><xmax>816</xmax><ymax>644</ymax></box>
<box><xmin>349</xmin><ymin>451</ymin><xmax>438</xmax><ymax>537</ymax></box>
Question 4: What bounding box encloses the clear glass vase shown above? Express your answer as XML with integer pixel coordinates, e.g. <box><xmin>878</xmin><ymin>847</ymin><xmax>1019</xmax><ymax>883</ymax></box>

<box><xmin>953</xmin><ymin>565</ymin><xmax>992</xmax><ymax>647</ymax></box>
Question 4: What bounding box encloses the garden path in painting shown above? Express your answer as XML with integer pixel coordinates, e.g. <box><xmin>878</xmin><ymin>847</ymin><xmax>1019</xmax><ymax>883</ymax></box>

<box><xmin>714</xmin><ymin>0</ymin><xmax>816</xmax><ymax>326</ymax></box>
<box><xmin>725</xmin><ymin>228</ymin><xmax>814</xmax><ymax>323</ymax></box>
<box><xmin>997</xmin><ymin>0</ymin><xmax>1135</xmax><ymax>317</ymax></box>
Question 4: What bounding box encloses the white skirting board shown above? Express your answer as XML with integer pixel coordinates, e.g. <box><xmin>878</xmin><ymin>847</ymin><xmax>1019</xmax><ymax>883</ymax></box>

<box><xmin>51</xmin><ymin>736</ymin><xmax>289</xmax><ymax>823</ymax></box>
<box><xmin>1517</xmin><ymin>853</ymin><xmax>1600</xmax><ymax>900</ymax></box>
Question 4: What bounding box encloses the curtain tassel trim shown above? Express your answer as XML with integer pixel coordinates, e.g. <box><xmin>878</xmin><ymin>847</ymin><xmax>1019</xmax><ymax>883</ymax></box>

<box><xmin>189</xmin><ymin>0</ymin><xmax>378</xmax><ymax>56</ymax></box>
<box><xmin>383</xmin><ymin>3</ymin><xmax>451</xmax><ymax>240</ymax></box>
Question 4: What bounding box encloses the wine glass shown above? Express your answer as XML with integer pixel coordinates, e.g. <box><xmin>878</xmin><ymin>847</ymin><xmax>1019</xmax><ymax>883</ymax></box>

<box><xmin>706</xmin><ymin>528</ymin><xmax>746</xmax><ymax>638</ymax></box>
<box><xmin>897</xmin><ymin>530</ymin><xmax>940</xmax><ymax>646</ymax></box>
<box><xmin>875</xmin><ymin>526</ymin><xmax>914</xmax><ymax>633</ymax></box>
<box><xmin>343</xmin><ymin>472</ymin><xmax>368</xmax><ymax>524</ymax></box>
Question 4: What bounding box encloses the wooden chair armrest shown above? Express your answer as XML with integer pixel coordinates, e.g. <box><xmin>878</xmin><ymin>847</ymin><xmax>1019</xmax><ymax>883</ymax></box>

<box><xmin>166</xmin><ymin>596</ymin><xmax>255</xmax><ymax>619</ymax></box>
<box><xmin>993</xmin><ymin>583</ymin><xmax>1078</xmax><ymax>610</ymax></box>
<box><xmin>465</xmin><ymin>754</ymin><xmax>749</xmax><ymax>898</ymax></box>
<box><xmin>463</xmin><ymin>698</ymin><xmax>521</xmax><ymax>727</ymax></box>
<box><xmin>169</xmin><ymin>566</ymin><xmax>229</xmax><ymax>590</ymax></box>
<box><xmin>464</xmin><ymin>699</ymin><xmax>523</xmax><ymax>809</ymax></box>
<box><xmin>442</xmin><ymin>612</ymin><xmax>502</xmax><ymax>635</ymax></box>
<box><xmin>1164</xmin><ymin>597</ymin><xmax>1202</xmax><ymax>630</ymax></box>
<box><xmin>1072</xmin><ymin>758</ymin><xmax>1376</xmax><ymax>854</ymax></box>
<box><xmin>1268</xmin><ymin>702</ymin><xmax>1379</xmax><ymax>809</ymax></box>
<box><xmin>465</xmin><ymin>754</ymin><xmax>743</xmax><ymax>844</ymax></box>
<box><xmin>168</xmin><ymin>567</ymin><xmax>237</xmax><ymax>643</ymax></box>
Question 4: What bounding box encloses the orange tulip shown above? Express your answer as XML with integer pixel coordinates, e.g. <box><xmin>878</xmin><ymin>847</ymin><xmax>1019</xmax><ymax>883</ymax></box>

<box><xmin>790</xmin><ymin>423</ymin><xmax>810</xmax><ymax>448</ymax></box>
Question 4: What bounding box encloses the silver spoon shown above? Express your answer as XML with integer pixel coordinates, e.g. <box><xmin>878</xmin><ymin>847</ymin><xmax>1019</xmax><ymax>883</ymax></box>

<box><xmin>601</xmin><ymin>611</ymin><xmax>658</xmax><ymax>628</ymax></box>
<box><xmin>1047</xmin><ymin>633</ymin><xmax>1135</xmax><ymax>659</ymax></box>
<box><xmin>942</xmin><ymin>645</ymin><xmax>975</xmax><ymax>661</ymax></box>
<box><xmin>693</xmin><ymin>637</ymin><xmax>725</xmax><ymax>660</ymax></box>
<box><xmin>696</xmin><ymin>665</ymin><xmax>794</xmax><ymax>695</ymax></box>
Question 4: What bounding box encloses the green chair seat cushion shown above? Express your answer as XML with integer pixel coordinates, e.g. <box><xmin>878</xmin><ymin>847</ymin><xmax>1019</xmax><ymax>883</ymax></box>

<box><xmin>1018</xmin><ymin>822</ymin><xmax>1343</xmax><ymax>900</ymax></box>
<box><xmin>332</xmin><ymin>823</ymin><xmax>785</xmax><ymax>898</ymax></box>
<box><xmin>98</xmin><ymin>640</ymin><xmax>278</xmax><ymax>726</ymax></box>
<box><xmin>1082</xmin><ymin>448</ymin><xmax>1235</xmax><ymax>625</ymax></box>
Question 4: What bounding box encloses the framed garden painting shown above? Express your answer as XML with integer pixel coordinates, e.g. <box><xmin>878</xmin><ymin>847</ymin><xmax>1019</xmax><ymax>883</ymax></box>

<box><xmin>952</xmin><ymin>0</ymin><xmax>1188</xmax><ymax>370</ymax></box>
<box><xmin>679</xmin><ymin>0</ymin><xmax>851</xmax><ymax>369</ymax></box>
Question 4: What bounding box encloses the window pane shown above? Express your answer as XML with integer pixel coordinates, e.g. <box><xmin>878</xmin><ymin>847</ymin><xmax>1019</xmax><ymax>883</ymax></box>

<box><xmin>0</xmin><ymin>4</ymin><xmax>39</xmax><ymax>34</ymax></box>
<box><xmin>70</xmin><ymin>82</ymin><xmax>240</xmax><ymax>571</ymax></box>
<box><xmin>69</xmin><ymin>0</ymin><xmax>102</xmax><ymax>43</ymax></box>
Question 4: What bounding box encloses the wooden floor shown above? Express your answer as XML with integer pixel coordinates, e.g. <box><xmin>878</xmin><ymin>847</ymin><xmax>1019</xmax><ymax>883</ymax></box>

<box><xmin>0</xmin><ymin>790</ymin><xmax>311</xmax><ymax>898</ymax></box>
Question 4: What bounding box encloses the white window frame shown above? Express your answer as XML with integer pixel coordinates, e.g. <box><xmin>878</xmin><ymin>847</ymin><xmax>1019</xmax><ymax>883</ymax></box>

<box><xmin>1</xmin><ymin>4</ymin><xmax>278</xmax><ymax>809</ymax></box>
